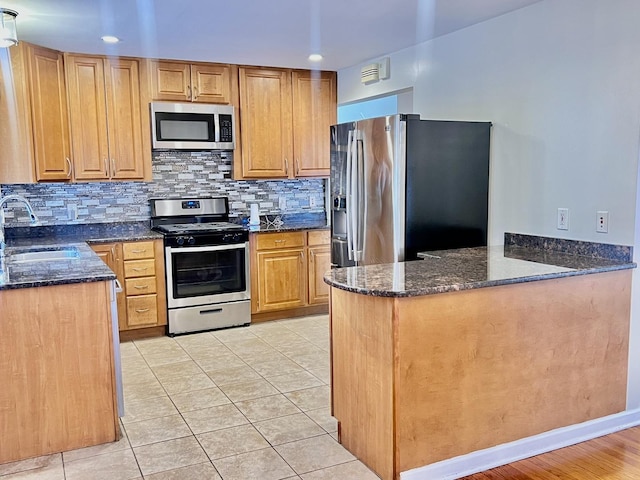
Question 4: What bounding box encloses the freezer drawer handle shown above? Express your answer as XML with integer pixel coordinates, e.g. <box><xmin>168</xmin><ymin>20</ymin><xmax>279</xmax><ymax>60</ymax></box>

<box><xmin>200</xmin><ymin>308</ymin><xmax>223</xmax><ymax>315</ymax></box>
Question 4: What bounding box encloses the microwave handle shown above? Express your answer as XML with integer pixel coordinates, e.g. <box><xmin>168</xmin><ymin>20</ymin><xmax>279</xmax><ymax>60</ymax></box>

<box><xmin>214</xmin><ymin>113</ymin><xmax>220</xmax><ymax>143</ymax></box>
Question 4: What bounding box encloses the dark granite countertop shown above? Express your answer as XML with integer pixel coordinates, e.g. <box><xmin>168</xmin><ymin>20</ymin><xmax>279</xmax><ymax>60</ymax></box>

<box><xmin>324</xmin><ymin>244</ymin><xmax>636</xmax><ymax>298</ymax></box>
<box><xmin>248</xmin><ymin>222</ymin><xmax>330</xmax><ymax>233</ymax></box>
<box><xmin>1</xmin><ymin>222</ymin><xmax>158</xmax><ymax>290</ymax></box>
<box><xmin>0</xmin><ymin>243</ymin><xmax>116</xmax><ymax>290</ymax></box>
<box><xmin>5</xmin><ymin>221</ymin><xmax>162</xmax><ymax>247</ymax></box>
<box><xmin>242</xmin><ymin>212</ymin><xmax>329</xmax><ymax>233</ymax></box>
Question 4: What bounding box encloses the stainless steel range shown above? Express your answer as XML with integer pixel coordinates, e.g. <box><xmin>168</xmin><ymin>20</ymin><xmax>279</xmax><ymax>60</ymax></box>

<box><xmin>150</xmin><ymin>197</ymin><xmax>250</xmax><ymax>336</ymax></box>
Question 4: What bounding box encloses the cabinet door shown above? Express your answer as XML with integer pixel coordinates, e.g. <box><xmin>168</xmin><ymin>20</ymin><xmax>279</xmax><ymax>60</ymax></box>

<box><xmin>91</xmin><ymin>243</ymin><xmax>128</xmax><ymax>331</ymax></box>
<box><xmin>239</xmin><ymin>67</ymin><xmax>292</xmax><ymax>178</ymax></box>
<box><xmin>65</xmin><ymin>55</ymin><xmax>110</xmax><ymax>180</ymax></box>
<box><xmin>308</xmin><ymin>245</ymin><xmax>331</xmax><ymax>305</ymax></box>
<box><xmin>150</xmin><ymin>60</ymin><xmax>191</xmax><ymax>101</ymax></box>
<box><xmin>191</xmin><ymin>63</ymin><xmax>231</xmax><ymax>103</ymax></box>
<box><xmin>292</xmin><ymin>70</ymin><xmax>336</xmax><ymax>177</ymax></box>
<box><xmin>0</xmin><ymin>43</ymin><xmax>35</xmax><ymax>183</ymax></box>
<box><xmin>104</xmin><ymin>58</ymin><xmax>145</xmax><ymax>179</ymax></box>
<box><xmin>255</xmin><ymin>248</ymin><xmax>307</xmax><ymax>312</ymax></box>
<box><xmin>27</xmin><ymin>45</ymin><xmax>72</xmax><ymax>181</ymax></box>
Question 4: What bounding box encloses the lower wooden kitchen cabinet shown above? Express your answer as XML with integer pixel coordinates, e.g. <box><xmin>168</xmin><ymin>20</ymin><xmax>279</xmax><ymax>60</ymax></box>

<box><xmin>250</xmin><ymin>229</ymin><xmax>330</xmax><ymax>321</ymax></box>
<box><xmin>91</xmin><ymin>239</ymin><xmax>167</xmax><ymax>340</ymax></box>
<box><xmin>0</xmin><ymin>281</ymin><xmax>119</xmax><ymax>463</ymax></box>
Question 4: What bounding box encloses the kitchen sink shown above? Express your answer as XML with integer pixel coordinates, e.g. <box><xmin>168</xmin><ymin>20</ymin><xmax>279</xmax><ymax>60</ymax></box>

<box><xmin>9</xmin><ymin>247</ymin><xmax>80</xmax><ymax>263</ymax></box>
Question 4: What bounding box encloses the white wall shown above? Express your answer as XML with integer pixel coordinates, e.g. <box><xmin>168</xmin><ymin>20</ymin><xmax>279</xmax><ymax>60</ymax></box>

<box><xmin>339</xmin><ymin>0</ymin><xmax>640</xmax><ymax>246</ymax></box>
<box><xmin>338</xmin><ymin>0</ymin><xmax>640</xmax><ymax>408</ymax></box>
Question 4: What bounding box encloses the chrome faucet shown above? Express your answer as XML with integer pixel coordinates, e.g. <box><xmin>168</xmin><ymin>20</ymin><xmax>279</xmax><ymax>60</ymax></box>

<box><xmin>0</xmin><ymin>194</ymin><xmax>40</xmax><ymax>258</ymax></box>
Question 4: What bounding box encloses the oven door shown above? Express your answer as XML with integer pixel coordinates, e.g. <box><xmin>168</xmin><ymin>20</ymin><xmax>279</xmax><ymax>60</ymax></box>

<box><xmin>165</xmin><ymin>242</ymin><xmax>250</xmax><ymax>309</ymax></box>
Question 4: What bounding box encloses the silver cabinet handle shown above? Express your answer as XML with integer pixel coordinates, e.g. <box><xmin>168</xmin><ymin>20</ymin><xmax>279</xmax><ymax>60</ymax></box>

<box><xmin>284</xmin><ymin>158</ymin><xmax>288</xmax><ymax>175</ymax></box>
<box><xmin>132</xmin><ymin>267</ymin><xmax>148</xmax><ymax>272</ymax></box>
<box><xmin>135</xmin><ymin>308</ymin><xmax>150</xmax><ymax>313</ymax></box>
<box><xmin>130</xmin><ymin>249</ymin><xmax>147</xmax><ymax>254</ymax></box>
<box><xmin>187</xmin><ymin>85</ymin><xmax>191</xmax><ymax>101</ymax></box>
<box><xmin>104</xmin><ymin>158</ymin><xmax>109</xmax><ymax>176</ymax></box>
<box><xmin>65</xmin><ymin>157</ymin><xmax>72</xmax><ymax>178</ymax></box>
<box><xmin>133</xmin><ymin>285</ymin><xmax>149</xmax><ymax>290</ymax></box>
<box><xmin>193</xmin><ymin>85</ymin><xmax>198</xmax><ymax>101</ymax></box>
<box><xmin>296</xmin><ymin>158</ymin><xmax>300</xmax><ymax>175</ymax></box>
<box><xmin>111</xmin><ymin>158</ymin><xmax>116</xmax><ymax>177</ymax></box>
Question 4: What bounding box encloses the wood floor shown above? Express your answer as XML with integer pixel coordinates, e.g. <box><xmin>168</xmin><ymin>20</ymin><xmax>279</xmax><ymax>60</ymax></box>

<box><xmin>461</xmin><ymin>425</ymin><xmax>640</xmax><ymax>479</ymax></box>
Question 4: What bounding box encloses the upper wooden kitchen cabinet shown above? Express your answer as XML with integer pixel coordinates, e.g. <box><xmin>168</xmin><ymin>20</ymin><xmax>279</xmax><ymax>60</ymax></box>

<box><xmin>291</xmin><ymin>70</ymin><xmax>336</xmax><ymax>177</ymax></box>
<box><xmin>0</xmin><ymin>43</ymin><xmax>36</xmax><ymax>183</ymax></box>
<box><xmin>238</xmin><ymin>67</ymin><xmax>292</xmax><ymax>178</ymax></box>
<box><xmin>0</xmin><ymin>43</ymin><xmax>72</xmax><ymax>183</ymax></box>
<box><xmin>29</xmin><ymin>45</ymin><xmax>73</xmax><ymax>181</ymax></box>
<box><xmin>65</xmin><ymin>54</ymin><xmax>151</xmax><ymax>181</ymax></box>
<box><xmin>150</xmin><ymin>60</ymin><xmax>234</xmax><ymax>104</ymax></box>
<box><xmin>236</xmin><ymin>67</ymin><xmax>336</xmax><ymax>179</ymax></box>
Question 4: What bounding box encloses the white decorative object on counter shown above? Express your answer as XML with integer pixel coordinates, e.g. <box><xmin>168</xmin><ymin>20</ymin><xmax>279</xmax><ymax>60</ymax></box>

<box><xmin>249</xmin><ymin>204</ymin><xmax>260</xmax><ymax>226</ymax></box>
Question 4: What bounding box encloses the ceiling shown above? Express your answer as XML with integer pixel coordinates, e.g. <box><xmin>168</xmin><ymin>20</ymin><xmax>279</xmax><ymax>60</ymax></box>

<box><xmin>2</xmin><ymin>0</ymin><xmax>544</xmax><ymax>71</ymax></box>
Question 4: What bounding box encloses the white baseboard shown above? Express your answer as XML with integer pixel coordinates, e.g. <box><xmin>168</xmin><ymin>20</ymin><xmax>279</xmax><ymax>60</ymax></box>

<box><xmin>401</xmin><ymin>409</ymin><xmax>640</xmax><ymax>480</ymax></box>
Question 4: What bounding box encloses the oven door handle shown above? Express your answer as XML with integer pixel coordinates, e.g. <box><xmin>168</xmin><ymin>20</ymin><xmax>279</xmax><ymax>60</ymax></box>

<box><xmin>166</xmin><ymin>243</ymin><xmax>247</xmax><ymax>254</ymax></box>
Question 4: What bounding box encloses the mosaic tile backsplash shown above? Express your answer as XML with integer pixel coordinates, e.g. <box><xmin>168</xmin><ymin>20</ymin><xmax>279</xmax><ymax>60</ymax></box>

<box><xmin>0</xmin><ymin>151</ymin><xmax>326</xmax><ymax>226</ymax></box>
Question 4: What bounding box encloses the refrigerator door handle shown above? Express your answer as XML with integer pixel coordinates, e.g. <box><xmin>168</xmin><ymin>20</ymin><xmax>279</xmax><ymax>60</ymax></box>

<box><xmin>356</xmin><ymin>137</ymin><xmax>365</xmax><ymax>262</ymax></box>
<box><xmin>350</xmin><ymin>130</ymin><xmax>360</xmax><ymax>263</ymax></box>
<box><xmin>345</xmin><ymin>130</ymin><xmax>354</xmax><ymax>261</ymax></box>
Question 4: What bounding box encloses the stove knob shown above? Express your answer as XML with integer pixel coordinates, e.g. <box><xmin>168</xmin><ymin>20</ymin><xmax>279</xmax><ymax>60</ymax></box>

<box><xmin>234</xmin><ymin>233</ymin><xmax>242</xmax><ymax>242</ymax></box>
<box><xmin>187</xmin><ymin>236</ymin><xmax>196</xmax><ymax>245</ymax></box>
<box><xmin>176</xmin><ymin>236</ymin><xmax>185</xmax><ymax>246</ymax></box>
<box><xmin>223</xmin><ymin>233</ymin><xmax>232</xmax><ymax>242</ymax></box>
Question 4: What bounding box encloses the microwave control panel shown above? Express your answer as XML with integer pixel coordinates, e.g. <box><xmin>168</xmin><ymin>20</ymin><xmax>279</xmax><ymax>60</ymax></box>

<box><xmin>219</xmin><ymin>115</ymin><xmax>233</xmax><ymax>142</ymax></box>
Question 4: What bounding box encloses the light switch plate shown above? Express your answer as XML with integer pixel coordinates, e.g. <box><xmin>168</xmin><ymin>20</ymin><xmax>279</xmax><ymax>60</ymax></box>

<box><xmin>557</xmin><ymin>208</ymin><xmax>569</xmax><ymax>230</ymax></box>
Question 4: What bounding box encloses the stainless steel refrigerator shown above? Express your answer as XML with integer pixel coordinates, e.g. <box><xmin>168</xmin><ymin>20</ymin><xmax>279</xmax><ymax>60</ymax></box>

<box><xmin>330</xmin><ymin>114</ymin><xmax>491</xmax><ymax>267</ymax></box>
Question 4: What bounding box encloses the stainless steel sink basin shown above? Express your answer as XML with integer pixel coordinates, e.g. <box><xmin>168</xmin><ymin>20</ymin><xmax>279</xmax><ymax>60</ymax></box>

<box><xmin>9</xmin><ymin>247</ymin><xmax>80</xmax><ymax>263</ymax></box>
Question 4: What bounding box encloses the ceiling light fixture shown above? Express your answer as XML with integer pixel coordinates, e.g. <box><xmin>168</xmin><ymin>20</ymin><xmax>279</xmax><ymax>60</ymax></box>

<box><xmin>308</xmin><ymin>54</ymin><xmax>323</xmax><ymax>62</ymax></box>
<box><xmin>101</xmin><ymin>35</ymin><xmax>120</xmax><ymax>44</ymax></box>
<box><xmin>0</xmin><ymin>8</ymin><xmax>18</xmax><ymax>48</ymax></box>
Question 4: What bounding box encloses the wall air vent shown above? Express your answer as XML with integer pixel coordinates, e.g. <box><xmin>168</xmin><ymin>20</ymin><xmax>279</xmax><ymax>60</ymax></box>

<box><xmin>361</xmin><ymin>63</ymin><xmax>380</xmax><ymax>84</ymax></box>
<box><xmin>360</xmin><ymin>57</ymin><xmax>390</xmax><ymax>84</ymax></box>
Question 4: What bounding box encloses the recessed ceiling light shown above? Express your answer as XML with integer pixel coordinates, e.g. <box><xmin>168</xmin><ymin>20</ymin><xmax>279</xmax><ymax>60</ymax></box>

<box><xmin>308</xmin><ymin>54</ymin><xmax>323</xmax><ymax>62</ymax></box>
<box><xmin>101</xmin><ymin>35</ymin><xmax>120</xmax><ymax>44</ymax></box>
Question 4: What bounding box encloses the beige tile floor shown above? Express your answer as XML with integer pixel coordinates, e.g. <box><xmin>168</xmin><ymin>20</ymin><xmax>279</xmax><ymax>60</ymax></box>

<box><xmin>0</xmin><ymin>314</ymin><xmax>380</xmax><ymax>480</ymax></box>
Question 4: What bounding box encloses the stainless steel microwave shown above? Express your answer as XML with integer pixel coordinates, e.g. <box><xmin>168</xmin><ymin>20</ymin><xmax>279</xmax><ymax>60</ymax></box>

<box><xmin>150</xmin><ymin>102</ymin><xmax>236</xmax><ymax>150</ymax></box>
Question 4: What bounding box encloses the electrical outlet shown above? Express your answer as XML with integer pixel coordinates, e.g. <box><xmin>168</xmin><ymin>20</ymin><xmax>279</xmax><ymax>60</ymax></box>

<box><xmin>596</xmin><ymin>211</ymin><xmax>609</xmax><ymax>233</ymax></box>
<box><xmin>67</xmin><ymin>204</ymin><xmax>78</xmax><ymax>221</ymax></box>
<box><xmin>557</xmin><ymin>208</ymin><xmax>569</xmax><ymax>230</ymax></box>
<box><xmin>309</xmin><ymin>196</ymin><xmax>317</xmax><ymax>208</ymax></box>
<box><xmin>278</xmin><ymin>197</ymin><xmax>287</xmax><ymax>210</ymax></box>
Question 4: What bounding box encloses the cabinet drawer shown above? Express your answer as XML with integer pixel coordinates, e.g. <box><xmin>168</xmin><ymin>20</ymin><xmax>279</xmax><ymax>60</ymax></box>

<box><xmin>125</xmin><ymin>277</ymin><xmax>157</xmax><ymax>296</ymax></box>
<box><xmin>124</xmin><ymin>259</ymin><xmax>156</xmax><ymax>278</ymax></box>
<box><xmin>126</xmin><ymin>295</ymin><xmax>158</xmax><ymax>328</ymax></box>
<box><xmin>255</xmin><ymin>232</ymin><xmax>305</xmax><ymax>251</ymax></box>
<box><xmin>122</xmin><ymin>241</ymin><xmax>155</xmax><ymax>260</ymax></box>
<box><xmin>307</xmin><ymin>229</ymin><xmax>329</xmax><ymax>246</ymax></box>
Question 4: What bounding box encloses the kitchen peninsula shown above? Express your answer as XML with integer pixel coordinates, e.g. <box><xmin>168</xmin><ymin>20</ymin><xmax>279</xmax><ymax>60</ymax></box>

<box><xmin>324</xmin><ymin>234</ymin><xmax>635</xmax><ymax>480</ymax></box>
